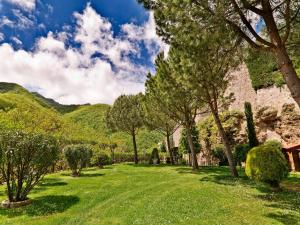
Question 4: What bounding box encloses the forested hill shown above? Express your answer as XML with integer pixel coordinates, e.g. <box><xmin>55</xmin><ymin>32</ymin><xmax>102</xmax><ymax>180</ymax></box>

<box><xmin>0</xmin><ymin>82</ymin><xmax>163</xmax><ymax>152</ymax></box>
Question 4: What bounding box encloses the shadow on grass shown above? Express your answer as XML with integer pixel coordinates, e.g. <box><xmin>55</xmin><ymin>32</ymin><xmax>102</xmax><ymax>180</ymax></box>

<box><xmin>39</xmin><ymin>178</ymin><xmax>68</xmax><ymax>187</ymax></box>
<box><xmin>0</xmin><ymin>195</ymin><xmax>79</xmax><ymax>217</ymax></box>
<box><xmin>60</xmin><ymin>172</ymin><xmax>105</xmax><ymax>178</ymax></box>
<box><xmin>256</xmin><ymin>190</ymin><xmax>300</xmax><ymax>225</ymax></box>
<box><xmin>176</xmin><ymin>166</ymin><xmax>300</xmax><ymax>225</ymax></box>
<box><xmin>127</xmin><ymin>163</ymin><xmax>184</xmax><ymax>168</ymax></box>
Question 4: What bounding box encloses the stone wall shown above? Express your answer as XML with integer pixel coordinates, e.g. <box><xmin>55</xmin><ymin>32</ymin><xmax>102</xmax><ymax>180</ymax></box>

<box><xmin>225</xmin><ymin>64</ymin><xmax>299</xmax><ymax>113</ymax></box>
<box><xmin>172</xmin><ymin>63</ymin><xmax>300</xmax><ymax>148</ymax></box>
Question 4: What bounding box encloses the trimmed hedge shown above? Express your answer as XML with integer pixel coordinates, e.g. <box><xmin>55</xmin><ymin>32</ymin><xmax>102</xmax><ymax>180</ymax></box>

<box><xmin>245</xmin><ymin>141</ymin><xmax>289</xmax><ymax>187</ymax></box>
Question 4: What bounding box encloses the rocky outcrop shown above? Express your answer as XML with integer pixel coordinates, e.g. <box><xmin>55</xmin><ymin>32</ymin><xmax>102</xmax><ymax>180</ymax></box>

<box><xmin>251</xmin><ymin>103</ymin><xmax>300</xmax><ymax>145</ymax></box>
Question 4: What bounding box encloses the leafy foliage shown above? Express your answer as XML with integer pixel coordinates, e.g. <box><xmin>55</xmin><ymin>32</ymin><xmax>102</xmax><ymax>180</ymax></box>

<box><xmin>149</xmin><ymin>148</ymin><xmax>160</xmax><ymax>165</ymax></box>
<box><xmin>106</xmin><ymin>94</ymin><xmax>145</xmax><ymax>164</ymax></box>
<box><xmin>63</xmin><ymin>145</ymin><xmax>93</xmax><ymax>176</ymax></box>
<box><xmin>245</xmin><ymin>141</ymin><xmax>289</xmax><ymax>187</ymax></box>
<box><xmin>211</xmin><ymin>146</ymin><xmax>228</xmax><ymax>166</ymax></box>
<box><xmin>234</xmin><ymin>144</ymin><xmax>251</xmax><ymax>165</ymax></box>
<box><xmin>198</xmin><ymin>111</ymin><xmax>244</xmax><ymax>149</ymax></box>
<box><xmin>179</xmin><ymin>126</ymin><xmax>201</xmax><ymax>154</ymax></box>
<box><xmin>0</xmin><ymin>130</ymin><xmax>59</xmax><ymax>202</ymax></box>
<box><xmin>244</xmin><ymin>102</ymin><xmax>259</xmax><ymax>148</ymax></box>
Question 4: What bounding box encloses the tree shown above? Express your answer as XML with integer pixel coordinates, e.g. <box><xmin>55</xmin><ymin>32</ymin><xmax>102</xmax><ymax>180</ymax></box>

<box><xmin>244</xmin><ymin>102</ymin><xmax>259</xmax><ymax>148</ymax></box>
<box><xmin>143</xmin><ymin>94</ymin><xmax>177</xmax><ymax>164</ymax></box>
<box><xmin>0</xmin><ymin>130</ymin><xmax>59</xmax><ymax>203</ymax></box>
<box><xmin>145</xmin><ymin>50</ymin><xmax>201</xmax><ymax>170</ymax></box>
<box><xmin>139</xmin><ymin>0</ymin><xmax>300</xmax><ymax>106</ymax></box>
<box><xmin>106</xmin><ymin>94</ymin><xmax>144</xmax><ymax>164</ymax></box>
<box><xmin>179</xmin><ymin>126</ymin><xmax>201</xmax><ymax>166</ymax></box>
<box><xmin>64</xmin><ymin>144</ymin><xmax>93</xmax><ymax>176</ymax></box>
<box><xmin>175</xmin><ymin>26</ymin><xmax>241</xmax><ymax>177</ymax></box>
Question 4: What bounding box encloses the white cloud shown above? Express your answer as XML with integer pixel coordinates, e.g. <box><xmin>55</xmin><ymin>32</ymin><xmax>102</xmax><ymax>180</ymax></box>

<box><xmin>0</xmin><ymin>32</ymin><xmax>4</xmax><ymax>41</ymax></box>
<box><xmin>0</xmin><ymin>16</ymin><xmax>14</xmax><ymax>27</ymax></box>
<box><xmin>12</xmin><ymin>9</ymin><xmax>34</xmax><ymax>29</ymax></box>
<box><xmin>5</xmin><ymin>0</ymin><xmax>36</xmax><ymax>11</ymax></box>
<box><xmin>11</xmin><ymin>36</ymin><xmax>22</xmax><ymax>45</ymax></box>
<box><xmin>0</xmin><ymin>5</ymin><xmax>166</xmax><ymax>105</ymax></box>
<box><xmin>121</xmin><ymin>12</ymin><xmax>169</xmax><ymax>62</ymax></box>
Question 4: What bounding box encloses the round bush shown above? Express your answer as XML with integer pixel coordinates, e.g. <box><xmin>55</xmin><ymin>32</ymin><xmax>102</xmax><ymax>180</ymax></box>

<box><xmin>245</xmin><ymin>142</ymin><xmax>289</xmax><ymax>187</ymax></box>
<box><xmin>64</xmin><ymin>144</ymin><xmax>93</xmax><ymax>177</ymax></box>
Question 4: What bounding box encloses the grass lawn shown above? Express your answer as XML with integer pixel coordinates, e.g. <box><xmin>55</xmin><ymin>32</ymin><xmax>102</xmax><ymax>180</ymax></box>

<box><xmin>0</xmin><ymin>164</ymin><xmax>299</xmax><ymax>225</ymax></box>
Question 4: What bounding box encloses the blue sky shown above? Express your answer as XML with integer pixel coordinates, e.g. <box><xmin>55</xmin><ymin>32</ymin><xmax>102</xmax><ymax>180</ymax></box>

<box><xmin>0</xmin><ymin>0</ymin><xmax>168</xmax><ymax>104</ymax></box>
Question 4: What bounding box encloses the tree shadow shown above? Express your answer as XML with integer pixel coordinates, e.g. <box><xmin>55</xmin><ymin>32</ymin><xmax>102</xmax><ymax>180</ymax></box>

<box><xmin>80</xmin><ymin>173</ymin><xmax>105</xmax><ymax>178</ymax></box>
<box><xmin>255</xmin><ymin>190</ymin><xmax>300</xmax><ymax>225</ymax></box>
<box><xmin>39</xmin><ymin>178</ymin><xmax>68</xmax><ymax>187</ymax></box>
<box><xmin>0</xmin><ymin>195</ymin><xmax>79</xmax><ymax>217</ymax></box>
<box><xmin>179</xmin><ymin>166</ymin><xmax>300</xmax><ymax>225</ymax></box>
<box><xmin>128</xmin><ymin>163</ymin><xmax>183</xmax><ymax>168</ymax></box>
<box><xmin>266</xmin><ymin>213</ymin><xmax>300</xmax><ymax>225</ymax></box>
<box><xmin>59</xmin><ymin>172</ymin><xmax>105</xmax><ymax>178</ymax></box>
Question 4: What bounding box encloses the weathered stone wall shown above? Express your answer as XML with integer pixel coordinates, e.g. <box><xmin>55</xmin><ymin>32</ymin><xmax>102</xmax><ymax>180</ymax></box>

<box><xmin>225</xmin><ymin>64</ymin><xmax>300</xmax><ymax>113</ymax></box>
<box><xmin>173</xmin><ymin>63</ymin><xmax>300</xmax><ymax>148</ymax></box>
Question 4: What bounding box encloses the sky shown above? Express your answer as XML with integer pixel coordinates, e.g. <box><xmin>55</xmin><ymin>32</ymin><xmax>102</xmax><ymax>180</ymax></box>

<box><xmin>0</xmin><ymin>0</ymin><xmax>169</xmax><ymax>104</ymax></box>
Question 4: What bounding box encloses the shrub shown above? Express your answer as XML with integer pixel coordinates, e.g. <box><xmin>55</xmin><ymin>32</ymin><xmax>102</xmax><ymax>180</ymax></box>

<box><xmin>234</xmin><ymin>144</ymin><xmax>251</xmax><ymax>165</ymax></box>
<box><xmin>95</xmin><ymin>151</ymin><xmax>112</xmax><ymax>168</ymax></box>
<box><xmin>0</xmin><ymin>130</ymin><xmax>59</xmax><ymax>203</ymax></box>
<box><xmin>64</xmin><ymin>144</ymin><xmax>93</xmax><ymax>176</ymax></box>
<box><xmin>212</xmin><ymin>146</ymin><xmax>228</xmax><ymax>166</ymax></box>
<box><xmin>245</xmin><ymin>141</ymin><xmax>289</xmax><ymax>188</ymax></box>
<box><xmin>149</xmin><ymin>148</ymin><xmax>160</xmax><ymax>165</ymax></box>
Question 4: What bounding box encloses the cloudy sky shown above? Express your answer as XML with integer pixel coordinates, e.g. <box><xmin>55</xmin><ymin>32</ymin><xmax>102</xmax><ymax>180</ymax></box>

<box><xmin>0</xmin><ymin>0</ymin><xmax>168</xmax><ymax>104</ymax></box>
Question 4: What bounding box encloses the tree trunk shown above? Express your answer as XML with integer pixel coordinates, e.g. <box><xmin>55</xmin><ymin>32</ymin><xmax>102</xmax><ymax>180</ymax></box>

<box><xmin>186</xmin><ymin>125</ymin><xmax>199</xmax><ymax>170</ymax></box>
<box><xmin>132</xmin><ymin>131</ymin><xmax>138</xmax><ymax>164</ymax></box>
<box><xmin>110</xmin><ymin>147</ymin><xmax>115</xmax><ymax>164</ymax></box>
<box><xmin>166</xmin><ymin>130</ymin><xmax>175</xmax><ymax>165</ymax></box>
<box><xmin>211</xmin><ymin>110</ymin><xmax>238</xmax><ymax>177</ymax></box>
<box><xmin>274</xmin><ymin>47</ymin><xmax>300</xmax><ymax>106</ymax></box>
<box><xmin>261</xmin><ymin>2</ymin><xmax>300</xmax><ymax>107</ymax></box>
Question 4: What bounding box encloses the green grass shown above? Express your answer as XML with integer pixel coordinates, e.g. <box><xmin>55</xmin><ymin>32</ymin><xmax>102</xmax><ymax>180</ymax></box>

<box><xmin>0</xmin><ymin>164</ymin><xmax>299</xmax><ymax>225</ymax></box>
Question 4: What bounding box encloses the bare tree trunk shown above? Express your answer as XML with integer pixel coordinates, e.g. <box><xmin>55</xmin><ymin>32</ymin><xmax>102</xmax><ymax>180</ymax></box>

<box><xmin>110</xmin><ymin>147</ymin><xmax>115</xmax><ymax>164</ymax></box>
<box><xmin>186</xmin><ymin>125</ymin><xmax>199</xmax><ymax>170</ymax></box>
<box><xmin>211</xmin><ymin>110</ymin><xmax>238</xmax><ymax>177</ymax></box>
<box><xmin>132</xmin><ymin>131</ymin><xmax>138</xmax><ymax>164</ymax></box>
<box><xmin>166</xmin><ymin>130</ymin><xmax>175</xmax><ymax>165</ymax></box>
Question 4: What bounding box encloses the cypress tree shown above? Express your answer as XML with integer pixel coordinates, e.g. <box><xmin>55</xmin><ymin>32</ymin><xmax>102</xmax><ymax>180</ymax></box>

<box><xmin>244</xmin><ymin>102</ymin><xmax>259</xmax><ymax>148</ymax></box>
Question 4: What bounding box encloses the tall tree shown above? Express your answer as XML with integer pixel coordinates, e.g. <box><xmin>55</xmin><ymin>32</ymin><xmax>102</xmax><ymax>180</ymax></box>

<box><xmin>177</xmin><ymin>25</ymin><xmax>241</xmax><ymax>177</ymax></box>
<box><xmin>105</xmin><ymin>94</ymin><xmax>144</xmax><ymax>164</ymax></box>
<box><xmin>145</xmin><ymin>50</ymin><xmax>201</xmax><ymax>170</ymax></box>
<box><xmin>244</xmin><ymin>102</ymin><xmax>259</xmax><ymax>148</ymax></box>
<box><xmin>143</xmin><ymin>95</ymin><xmax>177</xmax><ymax>164</ymax></box>
<box><xmin>139</xmin><ymin>0</ymin><xmax>300</xmax><ymax>106</ymax></box>
<box><xmin>179</xmin><ymin>125</ymin><xmax>201</xmax><ymax>166</ymax></box>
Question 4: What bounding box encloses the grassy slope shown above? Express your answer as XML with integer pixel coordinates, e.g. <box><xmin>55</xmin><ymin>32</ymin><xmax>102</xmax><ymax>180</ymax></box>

<box><xmin>0</xmin><ymin>165</ymin><xmax>299</xmax><ymax>225</ymax></box>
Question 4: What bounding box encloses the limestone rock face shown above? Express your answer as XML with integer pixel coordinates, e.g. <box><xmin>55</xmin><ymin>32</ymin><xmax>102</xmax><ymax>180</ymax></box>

<box><xmin>253</xmin><ymin>104</ymin><xmax>300</xmax><ymax>145</ymax></box>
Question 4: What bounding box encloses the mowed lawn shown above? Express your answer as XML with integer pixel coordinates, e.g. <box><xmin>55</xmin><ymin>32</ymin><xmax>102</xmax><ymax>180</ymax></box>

<box><xmin>0</xmin><ymin>164</ymin><xmax>299</xmax><ymax>225</ymax></box>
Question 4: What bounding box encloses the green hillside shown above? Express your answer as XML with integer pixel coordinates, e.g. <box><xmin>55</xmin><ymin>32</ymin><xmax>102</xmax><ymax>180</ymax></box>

<box><xmin>0</xmin><ymin>82</ymin><xmax>164</xmax><ymax>153</ymax></box>
<box><xmin>63</xmin><ymin>104</ymin><xmax>110</xmax><ymax>133</ymax></box>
